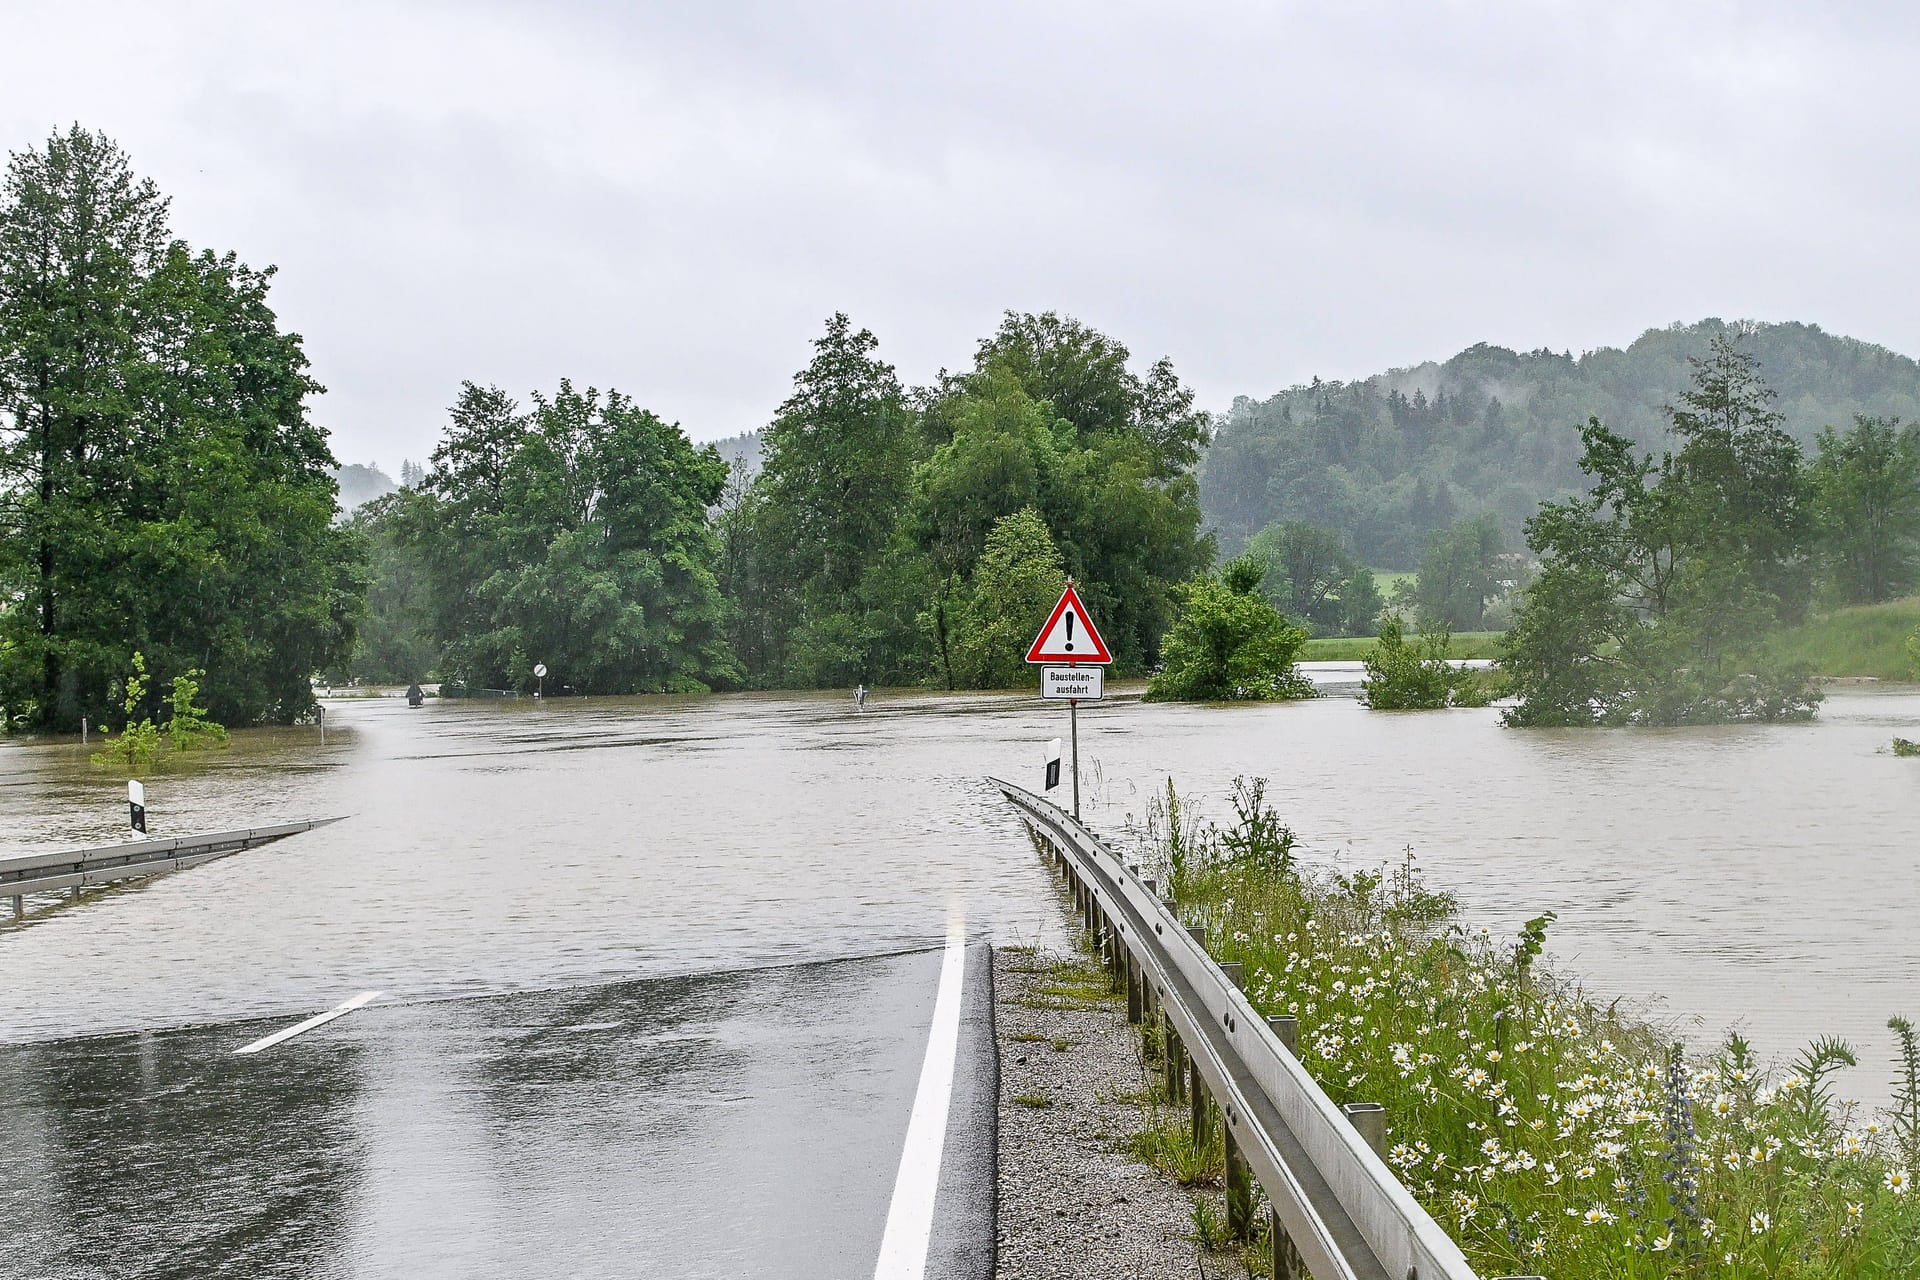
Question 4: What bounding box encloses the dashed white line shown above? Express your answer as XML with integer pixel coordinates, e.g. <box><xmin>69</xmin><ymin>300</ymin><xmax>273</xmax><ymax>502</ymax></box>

<box><xmin>233</xmin><ymin>991</ymin><xmax>383</xmax><ymax>1055</ymax></box>
<box><xmin>872</xmin><ymin>914</ymin><xmax>968</xmax><ymax>1280</ymax></box>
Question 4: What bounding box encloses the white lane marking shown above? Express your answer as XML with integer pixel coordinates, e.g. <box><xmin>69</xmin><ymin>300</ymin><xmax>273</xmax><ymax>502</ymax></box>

<box><xmin>872</xmin><ymin>914</ymin><xmax>968</xmax><ymax>1280</ymax></box>
<box><xmin>233</xmin><ymin>991</ymin><xmax>384</xmax><ymax>1056</ymax></box>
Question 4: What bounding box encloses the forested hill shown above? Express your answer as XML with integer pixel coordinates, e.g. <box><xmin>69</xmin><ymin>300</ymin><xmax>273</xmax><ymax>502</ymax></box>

<box><xmin>1200</xmin><ymin>319</ymin><xmax>1920</xmax><ymax>567</ymax></box>
<box><xmin>331</xmin><ymin>463</ymin><xmax>397</xmax><ymax>511</ymax></box>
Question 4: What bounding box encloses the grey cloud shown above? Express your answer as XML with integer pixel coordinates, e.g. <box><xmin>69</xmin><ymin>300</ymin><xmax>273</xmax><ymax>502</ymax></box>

<box><xmin>5</xmin><ymin>0</ymin><xmax>1918</xmax><ymax>470</ymax></box>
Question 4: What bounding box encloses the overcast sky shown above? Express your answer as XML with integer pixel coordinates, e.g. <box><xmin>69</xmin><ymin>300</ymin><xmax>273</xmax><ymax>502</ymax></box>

<box><xmin>6</xmin><ymin>1</ymin><xmax>1918</xmax><ymax>470</ymax></box>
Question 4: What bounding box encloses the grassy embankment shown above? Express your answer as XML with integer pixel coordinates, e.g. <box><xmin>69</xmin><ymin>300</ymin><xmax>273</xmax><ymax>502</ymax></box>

<box><xmin>1768</xmin><ymin>597</ymin><xmax>1920</xmax><ymax>681</ymax></box>
<box><xmin>1119</xmin><ymin>779</ymin><xmax>1920</xmax><ymax>1278</ymax></box>
<box><xmin>1301</xmin><ymin>632</ymin><xmax>1503</xmax><ymax>662</ymax></box>
<box><xmin>1302</xmin><ymin>596</ymin><xmax>1920</xmax><ymax>677</ymax></box>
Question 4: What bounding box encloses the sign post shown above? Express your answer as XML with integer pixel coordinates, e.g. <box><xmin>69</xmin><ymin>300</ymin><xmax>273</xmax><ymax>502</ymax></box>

<box><xmin>534</xmin><ymin>662</ymin><xmax>548</xmax><ymax>698</ymax></box>
<box><xmin>1026</xmin><ymin>582</ymin><xmax>1113</xmax><ymax>820</ymax></box>
<box><xmin>128</xmin><ymin>780</ymin><xmax>146</xmax><ymax>835</ymax></box>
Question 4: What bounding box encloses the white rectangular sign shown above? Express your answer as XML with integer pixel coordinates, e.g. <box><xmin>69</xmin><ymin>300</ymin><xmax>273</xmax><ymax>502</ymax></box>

<box><xmin>1041</xmin><ymin>666</ymin><xmax>1104</xmax><ymax>701</ymax></box>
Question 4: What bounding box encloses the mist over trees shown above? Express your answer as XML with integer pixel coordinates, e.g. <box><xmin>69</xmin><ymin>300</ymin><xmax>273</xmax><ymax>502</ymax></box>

<box><xmin>1202</xmin><ymin>320</ymin><xmax>1920</xmax><ymax>568</ymax></box>
<box><xmin>0</xmin><ymin>127</ymin><xmax>363</xmax><ymax>730</ymax></box>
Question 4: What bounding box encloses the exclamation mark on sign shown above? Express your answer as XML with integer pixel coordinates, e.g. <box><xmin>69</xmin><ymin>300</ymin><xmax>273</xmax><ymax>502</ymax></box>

<box><xmin>1064</xmin><ymin>611</ymin><xmax>1075</xmax><ymax>652</ymax></box>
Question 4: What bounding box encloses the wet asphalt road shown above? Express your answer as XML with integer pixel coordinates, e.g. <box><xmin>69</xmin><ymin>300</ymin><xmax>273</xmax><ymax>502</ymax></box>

<box><xmin>1</xmin><ymin>946</ymin><xmax>997</xmax><ymax>1280</ymax></box>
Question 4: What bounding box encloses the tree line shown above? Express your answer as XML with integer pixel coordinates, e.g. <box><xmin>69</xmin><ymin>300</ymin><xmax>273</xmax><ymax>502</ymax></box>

<box><xmin>8</xmin><ymin>127</ymin><xmax>1917</xmax><ymax>731</ymax></box>
<box><xmin>350</xmin><ymin>310</ymin><xmax>1215</xmax><ymax>693</ymax></box>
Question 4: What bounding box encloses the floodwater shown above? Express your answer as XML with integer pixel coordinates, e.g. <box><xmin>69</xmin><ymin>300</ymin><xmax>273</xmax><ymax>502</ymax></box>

<box><xmin>4</xmin><ymin>679</ymin><xmax>1920</xmax><ymax>1273</ymax></box>
<box><xmin>3</xmin><ymin>683</ymin><xmax>1919</xmax><ymax>1070</ymax></box>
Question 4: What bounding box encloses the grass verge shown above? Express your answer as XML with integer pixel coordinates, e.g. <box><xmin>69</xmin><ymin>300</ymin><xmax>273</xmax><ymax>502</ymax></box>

<box><xmin>1132</xmin><ymin>778</ymin><xmax>1920</xmax><ymax>1279</ymax></box>
<box><xmin>1768</xmin><ymin>597</ymin><xmax>1920</xmax><ymax>681</ymax></box>
<box><xmin>1302</xmin><ymin>630</ymin><xmax>1505</xmax><ymax>662</ymax></box>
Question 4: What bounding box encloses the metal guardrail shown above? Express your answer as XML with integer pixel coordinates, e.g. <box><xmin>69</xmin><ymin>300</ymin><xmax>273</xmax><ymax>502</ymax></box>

<box><xmin>995</xmin><ymin>778</ymin><xmax>1482</xmax><ymax>1280</ymax></box>
<box><xmin>1</xmin><ymin>818</ymin><xmax>345</xmax><ymax>908</ymax></box>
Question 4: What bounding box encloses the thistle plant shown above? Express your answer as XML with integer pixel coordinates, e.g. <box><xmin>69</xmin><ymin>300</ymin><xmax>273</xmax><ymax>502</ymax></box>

<box><xmin>1786</xmin><ymin>1035</ymin><xmax>1858</xmax><ymax>1134</ymax></box>
<box><xmin>1889</xmin><ymin>1016</ymin><xmax>1920</xmax><ymax>1174</ymax></box>
<box><xmin>1219</xmin><ymin>775</ymin><xmax>1294</xmax><ymax>877</ymax></box>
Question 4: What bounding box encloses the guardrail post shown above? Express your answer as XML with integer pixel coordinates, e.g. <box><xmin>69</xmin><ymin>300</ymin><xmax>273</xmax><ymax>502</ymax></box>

<box><xmin>10</xmin><ymin>894</ymin><xmax>21</xmax><ymax>920</ymax></box>
<box><xmin>1342</xmin><ymin>1101</ymin><xmax>1387</xmax><ymax>1157</ymax></box>
<box><xmin>1220</xmin><ymin>961</ymin><xmax>1244</xmax><ymax>991</ymax></box>
<box><xmin>1188</xmin><ymin>1058</ymin><xmax>1209</xmax><ymax>1148</ymax></box>
<box><xmin>1267</xmin><ymin>1014</ymin><xmax>1299</xmax><ymax>1054</ymax></box>
<box><xmin>1125</xmin><ymin>953</ymin><xmax>1142</xmax><ymax>1024</ymax></box>
<box><xmin>1269</xmin><ymin>1206</ymin><xmax>1306</xmax><ymax>1280</ymax></box>
<box><xmin>1186</xmin><ymin>923</ymin><xmax>1207</xmax><ymax>952</ymax></box>
<box><xmin>1165</xmin><ymin>1024</ymin><xmax>1185</xmax><ymax>1102</ymax></box>
<box><xmin>1225</xmin><ymin>1119</ymin><xmax>1254</xmax><ymax>1240</ymax></box>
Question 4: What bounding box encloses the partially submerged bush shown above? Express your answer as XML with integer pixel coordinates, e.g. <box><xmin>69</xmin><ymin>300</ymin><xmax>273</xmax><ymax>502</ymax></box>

<box><xmin>92</xmin><ymin>652</ymin><xmax>229</xmax><ymax>772</ymax></box>
<box><xmin>1363</xmin><ymin>618</ymin><xmax>1506</xmax><ymax>710</ymax></box>
<box><xmin>1146</xmin><ymin>556</ymin><xmax>1316</xmax><ymax>702</ymax></box>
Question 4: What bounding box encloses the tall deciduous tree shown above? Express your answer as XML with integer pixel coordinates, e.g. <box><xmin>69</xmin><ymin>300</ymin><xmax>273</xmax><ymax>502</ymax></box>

<box><xmin>921</xmin><ymin>313</ymin><xmax>1212</xmax><ymax>670</ymax></box>
<box><xmin>0</xmin><ymin>127</ymin><xmax>361</xmax><ymax>728</ymax></box>
<box><xmin>1412</xmin><ymin>514</ymin><xmax>1506</xmax><ymax>631</ymax></box>
<box><xmin>949</xmin><ymin>508</ymin><xmax>1066</xmax><ymax>689</ymax></box>
<box><xmin>750</xmin><ymin>313</ymin><xmax>916</xmax><ymax>685</ymax></box>
<box><xmin>1809</xmin><ymin>416</ymin><xmax>1920</xmax><ymax>605</ymax></box>
<box><xmin>1243</xmin><ymin>520</ymin><xmax>1380</xmax><ymax>635</ymax></box>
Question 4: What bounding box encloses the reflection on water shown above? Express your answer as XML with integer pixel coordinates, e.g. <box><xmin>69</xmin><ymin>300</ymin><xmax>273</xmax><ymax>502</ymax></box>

<box><xmin>0</xmin><ymin>952</ymin><xmax>942</xmax><ymax>1279</ymax></box>
<box><xmin>4</xmin><ymin>683</ymin><xmax>1920</xmax><ymax>1103</ymax></box>
<box><xmin>0</xmin><ymin>1018</ymin><xmax>364</xmax><ymax>1278</ymax></box>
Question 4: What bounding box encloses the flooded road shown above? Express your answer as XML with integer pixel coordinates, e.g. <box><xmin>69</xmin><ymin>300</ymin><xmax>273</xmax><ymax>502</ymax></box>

<box><xmin>4</xmin><ymin>680</ymin><xmax>1920</xmax><ymax>1275</ymax></box>
<box><xmin>0</xmin><ymin>949</ymin><xmax>967</xmax><ymax>1279</ymax></box>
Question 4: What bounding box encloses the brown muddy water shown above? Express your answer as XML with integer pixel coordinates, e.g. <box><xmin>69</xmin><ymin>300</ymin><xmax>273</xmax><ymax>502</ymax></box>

<box><xmin>5</xmin><ymin>680</ymin><xmax>1920</xmax><ymax>1092</ymax></box>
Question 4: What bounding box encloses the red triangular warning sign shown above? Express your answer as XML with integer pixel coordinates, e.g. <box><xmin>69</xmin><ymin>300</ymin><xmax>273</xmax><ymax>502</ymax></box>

<box><xmin>1026</xmin><ymin>584</ymin><xmax>1112</xmax><ymax>664</ymax></box>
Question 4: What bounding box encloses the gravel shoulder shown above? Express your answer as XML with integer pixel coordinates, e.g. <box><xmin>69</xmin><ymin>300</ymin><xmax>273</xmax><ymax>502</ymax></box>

<box><xmin>993</xmin><ymin>942</ymin><xmax>1221</xmax><ymax>1280</ymax></box>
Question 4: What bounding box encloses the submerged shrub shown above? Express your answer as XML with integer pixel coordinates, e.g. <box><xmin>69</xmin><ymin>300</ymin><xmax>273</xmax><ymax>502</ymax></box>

<box><xmin>1363</xmin><ymin>617</ymin><xmax>1502</xmax><ymax>710</ymax></box>
<box><xmin>1145</xmin><ymin>556</ymin><xmax>1316</xmax><ymax>703</ymax></box>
